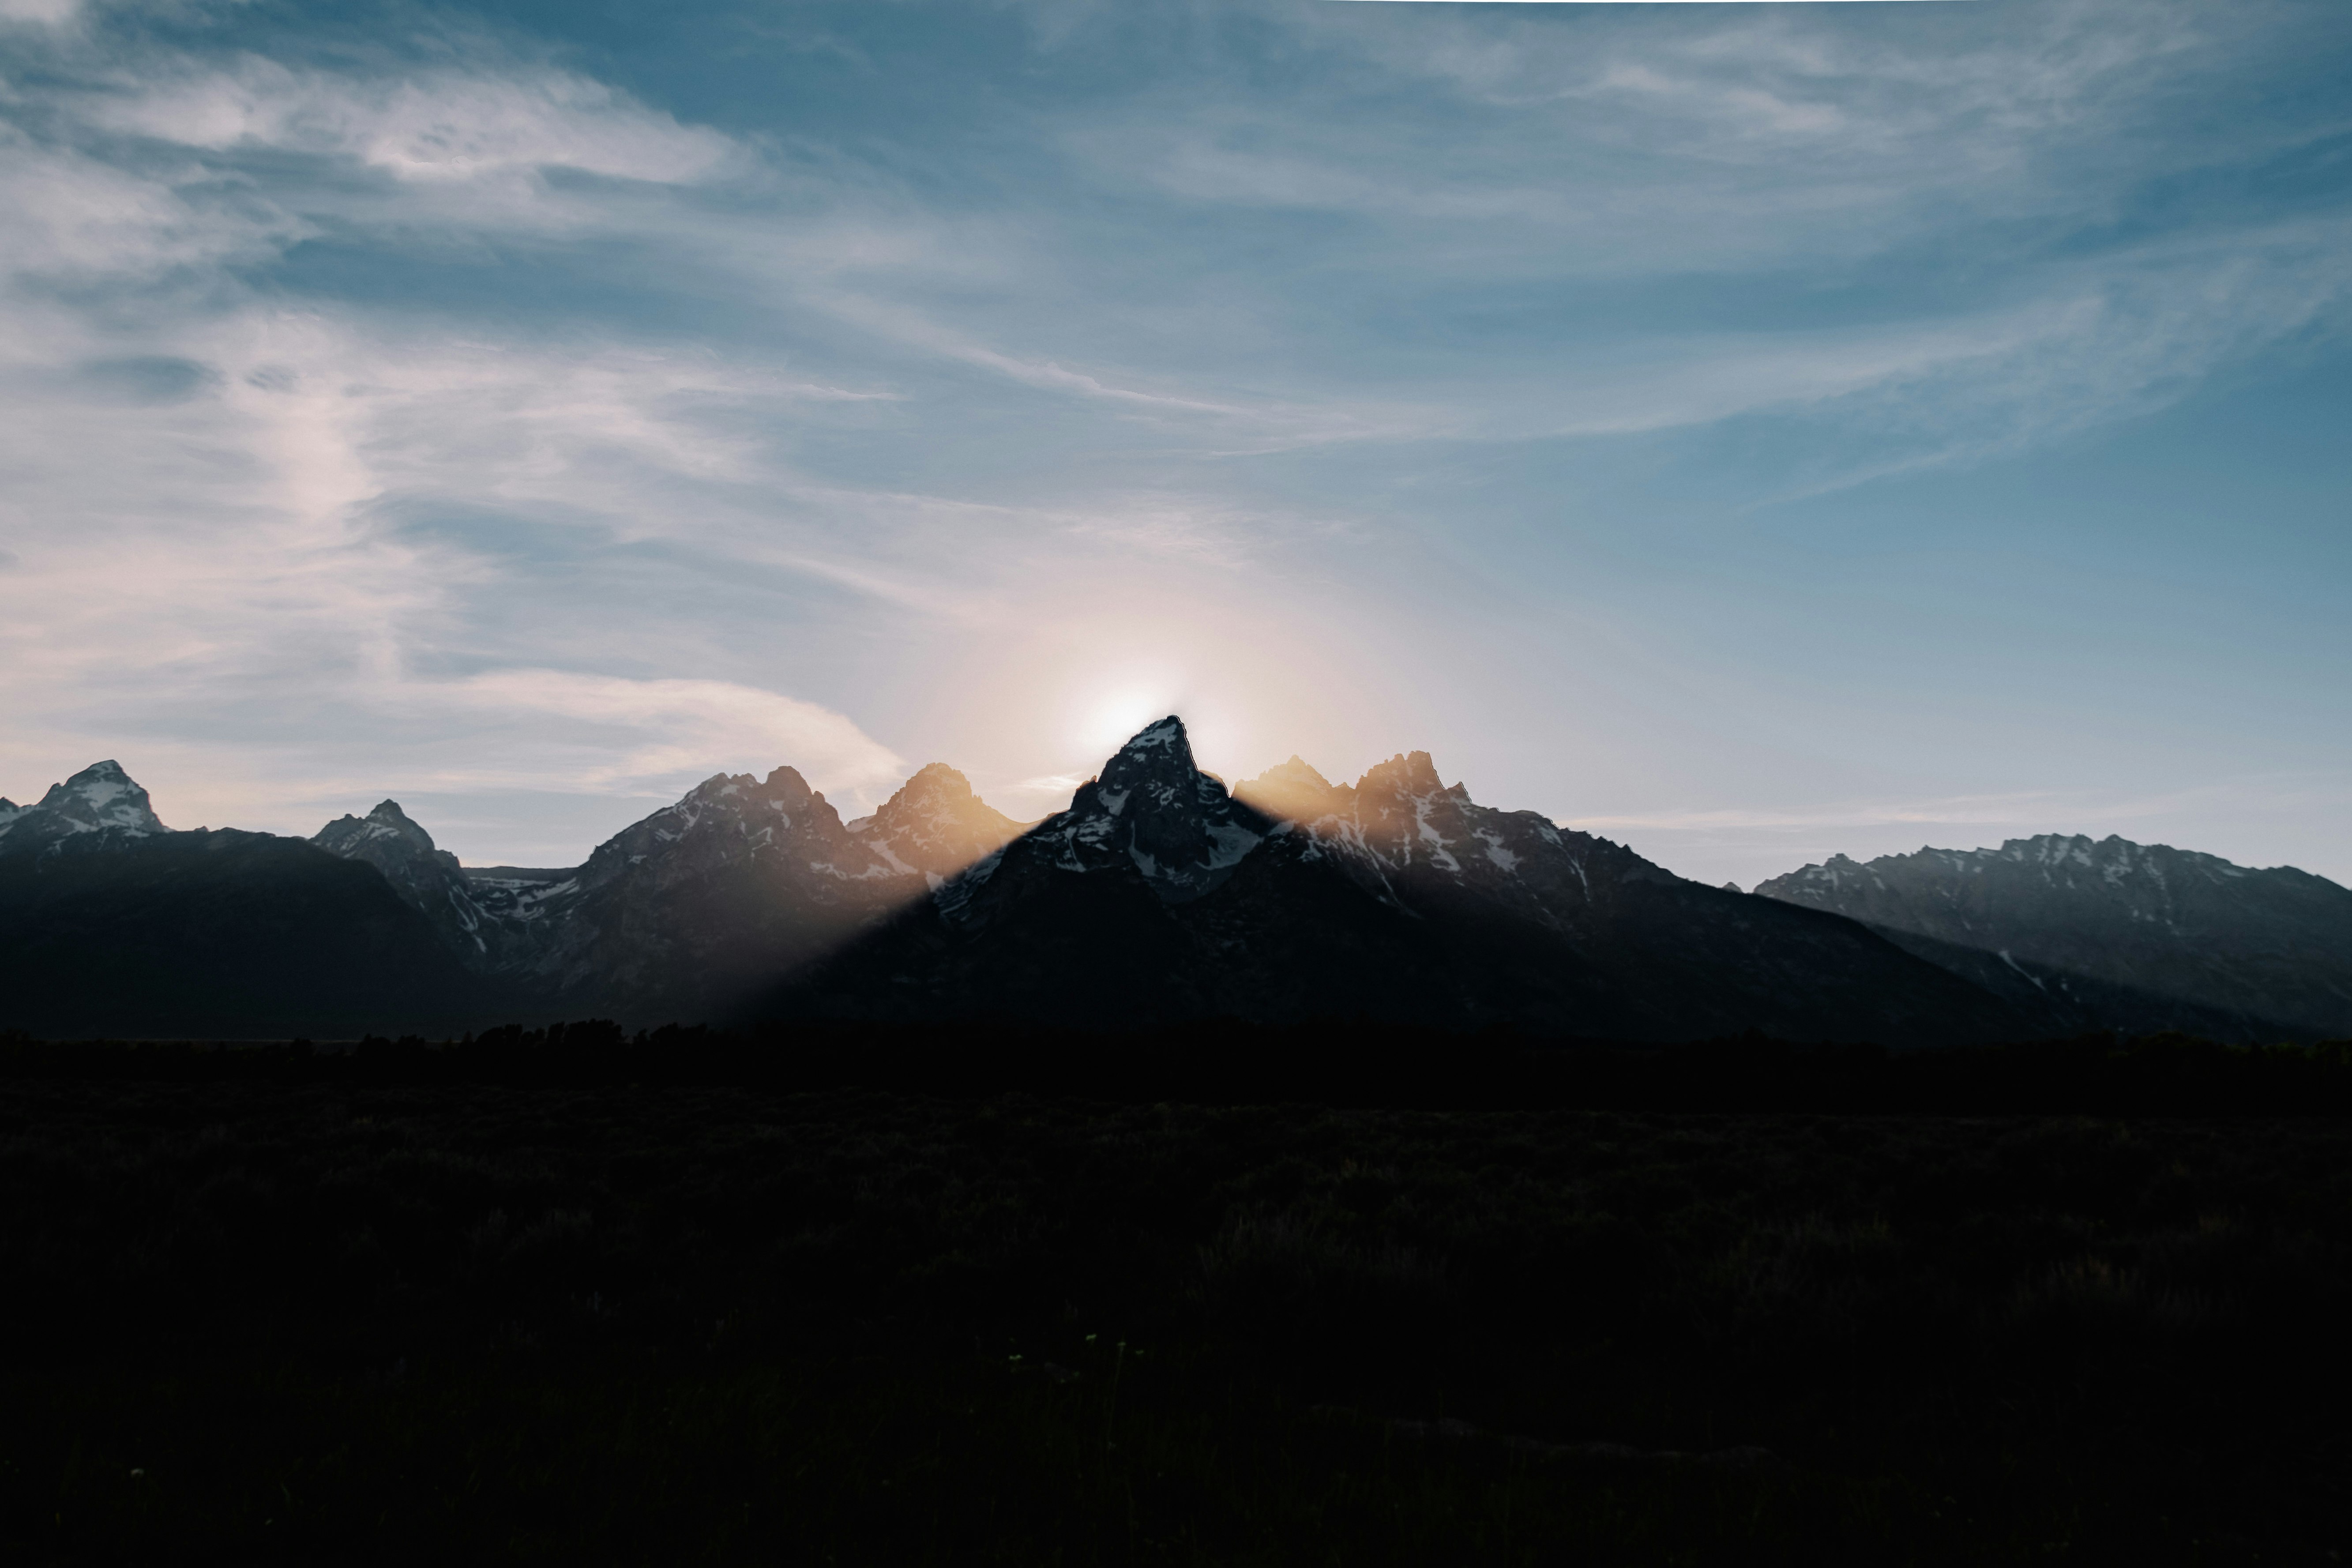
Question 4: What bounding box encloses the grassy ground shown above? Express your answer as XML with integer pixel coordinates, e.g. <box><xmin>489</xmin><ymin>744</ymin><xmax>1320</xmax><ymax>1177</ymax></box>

<box><xmin>2</xmin><ymin>1064</ymin><xmax>2347</xmax><ymax>1562</ymax></box>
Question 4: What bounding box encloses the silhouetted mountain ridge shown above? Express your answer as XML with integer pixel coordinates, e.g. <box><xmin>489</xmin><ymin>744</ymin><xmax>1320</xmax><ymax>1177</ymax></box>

<box><xmin>777</xmin><ymin>720</ymin><xmax>2028</xmax><ymax>1044</ymax></box>
<box><xmin>6</xmin><ymin>734</ymin><xmax>2344</xmax><ymax>1044</ymax></box>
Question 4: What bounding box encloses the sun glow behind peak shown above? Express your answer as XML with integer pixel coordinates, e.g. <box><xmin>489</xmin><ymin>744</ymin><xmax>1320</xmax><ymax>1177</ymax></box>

<box><xmin>1078</xmin><ymin>687</ymin><xmax>1179</xmax><ymax>761</ymax></box>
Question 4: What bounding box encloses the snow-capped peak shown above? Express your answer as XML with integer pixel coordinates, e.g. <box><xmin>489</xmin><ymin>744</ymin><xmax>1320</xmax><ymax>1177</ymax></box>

<box><xmin>23</xmin><ymin>760</ymin><xmax>168</xmax><ymax>835</ymax></box>
<box><xmin>1121</xmin><ymin>716</ymin><xmax>1188</xmax><ymax>756</ymax></box>
<box><xmin>313</xmin><ymin>799</ymin><xmax>440</xmax><ymax>860</ymax></box>
<box><xmin>1010</xmin><ymin>716</ymin><xmax>1266</xmax><ymax>902</ymax></box>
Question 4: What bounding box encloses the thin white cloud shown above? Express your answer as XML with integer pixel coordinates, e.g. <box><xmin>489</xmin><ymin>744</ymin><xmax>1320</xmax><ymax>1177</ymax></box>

<box><xmin>0</xmin><ymin>0</ymin><xmax>82</xmax><ymax>26</ymax></box>
<box><xmin>437</xmin><ymin>669</ymin><xmax>904</xmax><ymax>796</ymax></box>
<box><xmin>0</xmin><ymin>124</ymin><xmax>304</xmax><ymax>280</ymax></box>
<box><xmin>88</xmin><ymin>56</ymin><xmax>737</xmax><ymax>185</ymax></box>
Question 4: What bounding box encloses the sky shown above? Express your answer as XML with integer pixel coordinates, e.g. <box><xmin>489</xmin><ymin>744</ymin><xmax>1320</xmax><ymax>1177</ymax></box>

<box><xmin>0</xmin><ymin>0</ymin><xmax>2348</xmax><ymax>887</ymax></box>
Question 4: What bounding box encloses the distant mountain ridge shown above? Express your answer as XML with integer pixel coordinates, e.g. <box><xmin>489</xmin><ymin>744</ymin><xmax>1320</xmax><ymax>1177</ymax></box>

<box><xmin>304</xmin><ymin>761</ymin><xmax>1023</xmax><ymax>1023</ymax></box>
<box><xmin>5</xmin><ymin>738</ymin><xmax>2345</xmax><ymax>1044</ymax></box>
<box><xmin>1755</xmin><ymin>835</ymin><xmax>2352</xmax><ymax>1041</ymax></box>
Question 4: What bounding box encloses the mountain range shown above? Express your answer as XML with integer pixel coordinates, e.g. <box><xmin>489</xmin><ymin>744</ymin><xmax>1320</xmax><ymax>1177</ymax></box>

<box><xmin>2</xmin><ymin>722</ymin><xmax>2345</xmax><ymax>1043</ymax></box>
<box><xmin>1753</xmin><ymin>837</ymin><xmax>2352</xmax><ymax>1042</ymax></box>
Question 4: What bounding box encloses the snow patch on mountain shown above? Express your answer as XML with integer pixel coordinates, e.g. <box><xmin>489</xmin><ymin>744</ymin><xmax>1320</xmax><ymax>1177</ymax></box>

<box><xmin>1008</xmin><ymin>716</ymin><xmax>1266</xmax><ymax>902</ymax></box>
<box><xmin>313</xmin><ymin>799</ymin><xmax>513</xmax><ymax>962</ymax></box>
<box><xmin>0</xmin><ymin>760</ymin><xmax>171</xmax><ymax>855</ymax></box>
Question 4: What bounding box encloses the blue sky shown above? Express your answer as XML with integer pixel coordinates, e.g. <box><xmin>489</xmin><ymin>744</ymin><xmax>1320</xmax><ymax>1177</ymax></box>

<box><xmin>1</xmin><ymin>0</ymin><xmax>2347</xmax><ymax>887</ymax></box>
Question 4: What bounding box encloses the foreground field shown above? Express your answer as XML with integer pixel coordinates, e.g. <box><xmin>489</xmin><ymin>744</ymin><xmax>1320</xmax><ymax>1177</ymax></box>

<box><xmin>2</xmin><ymin>1048</ymin><xmax>2347</xmax><ymax>1563</ymax></box>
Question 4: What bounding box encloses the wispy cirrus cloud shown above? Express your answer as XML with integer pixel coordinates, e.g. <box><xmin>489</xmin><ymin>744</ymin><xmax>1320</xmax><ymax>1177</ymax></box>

<box><xmin>86</xmin><ymin>57</ymin><xmax>737</xmax><ymax>184</ymax></box>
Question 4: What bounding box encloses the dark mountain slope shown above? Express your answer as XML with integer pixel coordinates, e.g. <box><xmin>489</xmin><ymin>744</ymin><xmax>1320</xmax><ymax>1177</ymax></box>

<box><xmin>778</xmin><ymin>720</ymin><xmax>2028</xmax><ymax>1043</ymax></box>
<box><xmin>1755</xmin><ymin>836</ymin><xmax>2352</xmax><ymax>1041</ymax></box>
<box><xmin>6</xmin><ymin>755</ymin><xmax>1032</xmax><ymax>1037</ymax></box>
<box><xmin>1241</xmin><ymin>749</ymin><xmax>2028</xmax><ymax>1043</ymax></box>
<box><xmin>783</xmin><ymin>821</ymin><xmax>1463</xmax><ymax>1027</ymax></box>
<box><xmin>0</xmin><ymin>827</ymin><xmax>490</xmax><ymax>1038</ymax></box>
<box><xmin>511</xmin><ymin>766</ymin><xmax>900</xmax><ymax>1022</ymax></box>
<box><xmin>485</xmin><ymin>761</ymin><xmax>1022</xmax><ymax>1023</ymax></box>
<box><xmin>312</xmin><ymin>800</ymin><xmax>566</xmax><ymax>973</ymax></box>
<box><xmin>1856</xmin><ymin>925</ymin><xmax>2291</xmax><ymax>1042</ymax></box>
<box><xmin>775</xmin><ymin>720</ymin><xmax>1449</xmax><ymax>1025</ymax></box>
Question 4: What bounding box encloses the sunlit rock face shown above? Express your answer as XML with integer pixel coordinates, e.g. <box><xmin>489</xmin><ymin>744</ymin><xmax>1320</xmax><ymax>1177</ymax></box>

<box><xmin>847</xmin><ymin>763</ymin><xmax>1022</xmax><ymax>883</ymax></box>
<box><xmin>0</xmin><ymin>760</ymin><xmax>169</xmax><ymax>856</ymax></box>
<box><xmin>1231</xmin><ymin>755</ymin><xmax>1346</xmax><ymax>824</ymax></box>
<box><xmin>1237</xmin><ymin>748</ymin><xmax>1675</xmax><ymax>943</ymax></box>
<box><xmin>1757</xmin><ymin>836</ymin><xmax>2352</xmax><ymax>1039</ymax></box>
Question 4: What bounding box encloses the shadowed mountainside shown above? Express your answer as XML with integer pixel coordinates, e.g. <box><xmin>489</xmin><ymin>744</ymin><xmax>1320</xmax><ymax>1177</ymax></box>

<box><xmin>775</xmin><ymin>719</ymin><xmax>2027</xmax><ymax>1044</ymax></box>
<box><xmin>0</xmin><ymin>831</ymin><xmax>491</xmax><ymax>1040</ymax></box>
<box><xmin>1756</xmin><ymin>837</ymin><xmax>2352</xmax><ymax>1041</ymax></box>
<box><xmin>310</xmin><ymin>762</ymin><xmax>1023</xmax><ymax>1024</ymax></box>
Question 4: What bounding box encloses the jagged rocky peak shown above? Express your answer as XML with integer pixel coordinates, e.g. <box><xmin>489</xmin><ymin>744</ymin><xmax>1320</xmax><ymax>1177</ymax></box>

<box><xmin>1986</xmin><ymin>832</ymin><xmax>2253</xmax><ymax>883</ymax></box>
<box><xmin>1772</xmin><ymin>853</ymin><xmax>1869</xmax><ymax>893</ymax></box>
<box><xmin>0</xmin><ymin>760</ymin><xmax>170</xmax><ymax>854</ymax></box>
<box><xmin>1037</xmin><ymin>716</ymin><xmax>1267</xmax><ymax>902</ymax></box>
<box><xmin>33</xmin><ymin>760</ymin><xmax>168</xmax><ymax>834</ymax></box>
<box><xmin>1343</xmin><ymin>750</ymin><xmax>1488</xmax><ymax>869</ymax></box>
<box><xmin>1094</xmin><ymin>716</ymin><xmax>1248</xmax><ymax>814</ymax></box>
<box><xmin>848</xmin><ymin>763</ymin><xmax>1018</xmax><ymax>879</ymax></box>
<box><xmin>1243</xmin><ymin>748</ymin><xmax>1495</xmax><ymax>856</ymax></box>
<box><xmin>572</xmin><ymin>760</ymin><xmax>868</xmax><ymax>895</ymax></box>
<box><xmin>313</xmin><ymin>799</ymin><xmax>448</xmax><ymax>865</ymax></box>
<box><xmin>307</xmin><ymin>797</ymin><xmax>505</xmax><ymax>959</ymax></box>
<box><xmin>1357</xmin><ymin>750</ymin><xmax>1466</xmax><ymax>805</ymax></box>
<box><xmin>1234</xmin><ymin>756</ymin><xmax>1349</xmax><ymax>824</ymax></box>
<box><xmin>658</xmin><ymin>764</ymin><xmax>823</xmax><ymax>835</ymax></box>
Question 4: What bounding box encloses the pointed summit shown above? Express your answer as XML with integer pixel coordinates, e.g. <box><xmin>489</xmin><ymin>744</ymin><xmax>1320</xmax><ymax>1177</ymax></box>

<box><xmin>1096</xmin><ymin>716</ymin><xmax>1199</xmax><ymax>793</ymax></box>
<box><xmin>309</xmin><ymin>797</ymin><xmax>494</xmax><ymax>955</ymax></box>
<box><xmin>36</xmin><ymin>760</ymin><xmax>168</xmax><ymax>834</ymax></box>
<box><xmin>0</xmin><ymin>760</ymin><xmax>168</xmax><ymax>854</ymax></box>
<box><xmin>1234</xmin><ymin>755</ymin><xmax>1347</xmax><ymax>824</ymax></box>
<box><xmin>1356</xmin><ymin>750</ymin><xmax>1454</xmax><ymax>801</ymax></box>
<box><xmin>313</xmin><ymin>799</ymin><xmax>440</xmax><ymax>861</ymax></box>
<box><xmin>1018</xmin><ymin>716</ymin><xmax>1267</xmax><ymax>903</ymax></box>
<box><xmin>849</xmin><ymin>763</ymin><xmax>1019</xmax><ymax>880</ymax></box>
